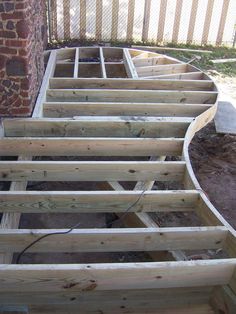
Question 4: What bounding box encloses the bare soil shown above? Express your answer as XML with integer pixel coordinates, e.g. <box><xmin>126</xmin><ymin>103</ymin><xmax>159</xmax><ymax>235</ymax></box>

<box><xmin>189</xmin><ymin>121</ymin><xmax>236</xmax><ymax>229</ymax></box>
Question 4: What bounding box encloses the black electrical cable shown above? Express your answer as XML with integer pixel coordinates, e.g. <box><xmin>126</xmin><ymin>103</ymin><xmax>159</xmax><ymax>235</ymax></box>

<box><xmin>16</xmin><ymin>189</ymin><xmax>147</xmax><ymax>264</ymax></box>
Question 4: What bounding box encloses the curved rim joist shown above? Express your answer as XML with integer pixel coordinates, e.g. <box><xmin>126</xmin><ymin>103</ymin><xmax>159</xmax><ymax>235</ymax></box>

<box><xmin>0</xmin><ymin>47</ymin><xmax>235</xmax><ymax>312</ymax></box>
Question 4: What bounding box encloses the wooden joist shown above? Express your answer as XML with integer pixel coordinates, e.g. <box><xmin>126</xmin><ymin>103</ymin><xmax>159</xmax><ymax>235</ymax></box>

<box><xmin>0</xmin><ymin>137</ymin><xmax>184</xmax><ymax>156</ymax></box>
<box><xmin>1</xmin><ymin>47</ymin><xmax>235</xmax><ymax>311</ymax></box>
<box><xmin>0</xmin><ymin>190</ymin><xmax>199</xmax><ymax>213</ymax></box>
<box><xmin>49</xmin><ymin>77</ymin><xmax>214</xmax><ymax>91</ymax></box>
<box><xmin>43</xmin><ymin>102</ymin><xmax>212</xmax><ymax>118</ymax></box>
<box><xmin>0</xmin><ymin>227</ymin><xmax>228</xmax><ymax>253</ymax></box>
<box><xmin>0</xmin><ymin>259</ymin><xmax>235</xmax><ymax>291</ymax></box>
<box><xmin>46</xmin><ymin>89</ymin><xmax>217</xmax><ymax>104</ymax></box>
<box><xmin>0</xmin><ymin>286</ymin><xmax>214</xmax><ymax>307</ymax></box>
<box><xmin>3</xmin><ymin>117</ymin><xmax>192</xmax><ymax>138</ymax></box>
<box><xmin>0</xmin><ymin>161</ymin><xmax>186</xmax><ymax>182</ymax></box>
<box><xmin>143</xmin><ymin>72</ymin><xmax>204</xmax><ymax>80</ymax></box>
<box><xmin>136</xmin><ymin>64</ymin><xmax>190</xmax><ymax>77</ymax></box>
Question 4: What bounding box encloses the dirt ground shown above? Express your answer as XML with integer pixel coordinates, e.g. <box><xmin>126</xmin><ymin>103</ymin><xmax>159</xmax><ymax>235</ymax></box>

<box><xmin>189</xmin><ymin>121</ymin><xmax>236</xmax><ymax>229</ymax></box>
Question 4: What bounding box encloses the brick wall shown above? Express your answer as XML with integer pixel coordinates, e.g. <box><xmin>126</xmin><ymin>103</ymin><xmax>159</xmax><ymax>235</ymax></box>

<box><xmin>0</xmin><ymin>0</ymin><xmax>47</xmax><ymax>116</ymax></box>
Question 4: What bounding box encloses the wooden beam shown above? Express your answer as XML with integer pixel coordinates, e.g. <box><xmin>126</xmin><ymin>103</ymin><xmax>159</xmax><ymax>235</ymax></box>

<box><xmin>201</xmin><ymin>0</ymin><xmax>215</xmax><ymax>45</ymax></box>
<box><xmin>131</xmin><ymin>45</ymin><xmax>213</xmax><ymax>54</ymax></box>
<box><xmin>46</xmin><ymin>89</ymin><xmax>217</xmax><ymax>104</ymax></box>
<box><xmin>111</xmin><ymin>0</ymin><xmax>119</xmax><ymax>41</ymax></box>
<box><xmin>73</xmin><ymin>48</ymin><xmax>79</xmax><ymax>78</ymax></box>
<box><xmin>216</xmin><ymin>0</ymin><xmax>230</xmax><ymax>45</ymax></box>
<box><xmin>0</xmin><ymin>190</ymin><xmax>199</xmax><ymax>213</ymax></box>
<box><xmin>187</xmin><ymin>0</ymin><xmax>199</xmax><ymax>43</ymax></box>
<box><xmin>142</xmin><ymin>0</ymin><xmax>151</xmax><ymax>42</ymax></box>
<box><xmin>99</xmin><ymin>47</ymin><xmax>107</xmax><ymax>78</ymax></box>
<box><xmin>63</xmin><ymin>0</ymin><xmax>70</xmax><ymax>39</ymax></box>
<box><xmin>3</xmin><ymin>117</ymin><xmax>192</xmax><ymax>138</ymax></box>
<box><xmin>43</xmin><ymin>102</ymin><xmax>212</xmax><ymax>118</ymax></box>
<box><xmin>0</xmin><ymin>137</ymin><xmax>184</xmax><ymax>156</ymax></box>
<box><xmin>0</xmin><ymin>287</ymin><xmax>213</xmax><ymax>308</ymax></box>
<box><xmin>95</xmin><ymin>0</ymin><xmax>103</xmax><ymax>41</ymax></box>
<box><xmin>123</xmin><ymin>48</ymin><xmax>138</xmax><ymax>78</ymax></box>
<box><xmin>49</xmin><ymin>77</ymin><xmax>214</xmax><ymax>91</ymax></box>
<box><xmin>136</xmin><ymin>64</ymin><xmax>188</xmax><ymax>77</ymax></box>
<box><xmin>0</xmin><ymin>259</ymin><xmax>235</xmax><ymax>291</ymax></box>
<box><xmin>0</xmin><ymin>227</ymin><xmax>227</xmax><ymax>253</ymax></box>
<box><xmin>143</xmin><ymin>72</ymin><xmax>203</xmax><ymax>80</ymax></box>
<box><xmin>126</xmin><ymin>0</ymin><xmax>135</xmax><ymax>41</ymax></box>
<box><xmin>157</xmin><ymin>0</ymin><xmax>167</xmax><ymax>43</ymax></box>
<box><xmin>0</xmin><ymin>161</ymin><xmax>186</xmax><ymax>182</ymax></box>
<box><xmin>79</xmin><ymin>0</ymin><xmax>86</xmax><ymax>40</ymax></box>
<box><xmin>172</xmin><ymin>0</ymin><xmax>183</xmax><ymax>43</ymax></box>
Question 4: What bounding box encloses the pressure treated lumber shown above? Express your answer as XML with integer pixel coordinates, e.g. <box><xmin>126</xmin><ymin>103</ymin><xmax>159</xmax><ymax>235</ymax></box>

<box><xmin>49</xmin><ymin>78</ymin><xmax>214</xmax><ymax>91</ymax></box>
<box><xmin>0</xmin><ymin>287</ymin><xmax>214</xmax><ymax>308</ymax></box>
<box><xmin>43</xmin><ymin>102</ymin><xmax>212</xmax><ymax>118</ymax></box>
<box><xmin>0</xmin><ymin>161</ymin><xmax>186</xmax><ymax>182</ymax></box>
<box><xmin>3</xmin><ymin>117</ymin><xmax>192</xmax><ymax>138</ymax></box>
<box><xmin>46</xmin><ymin>89</ymin><xmax>217</xmax><ymax>104</ymax></box>
<box><xmin>0</xmin><ymin>259</ymin><xmax>235</xmax><ymax>291</ymax></box>
<box><xmin>0</xmin><ymin>137</ymin><xmax>184</xmax><ymax>156</ymax></box>
<box><xmin>0</xmin><ymin>190</ymin><xmax>199</xmax><ymax>213</ymax></box>
<box><xmin>136</xmin><ymin>64</ymin><xmax>190</xmax><ymax>77</ymax></box>
<box><xmin>0</xmin><ymin>227</ymin><xmax>228</xmax><ymax>253</ymax></box>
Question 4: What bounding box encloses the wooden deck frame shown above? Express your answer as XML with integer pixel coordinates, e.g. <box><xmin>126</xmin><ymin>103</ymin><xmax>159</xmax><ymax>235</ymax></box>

<box><xmin>0</xmin><ymin>47</ymin><xmax>235</xmax><ymax>313</ymax></box>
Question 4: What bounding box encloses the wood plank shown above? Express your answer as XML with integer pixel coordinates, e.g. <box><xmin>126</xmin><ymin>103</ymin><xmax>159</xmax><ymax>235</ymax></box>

<box><xmin>0</xmin><ymin>259</ymin><xmax>235</xmax><ymax>291</ymax></box>
<box><xmin>157</xmin><ymin>0</ymin><xmax>167</xmax><ymax>43</ymax></box>
<box><xmin>49</xmin><ymin>77</ymin><xmax>214</xmax><ymax>91</ymax></box>
<box><xmin>133</xmin><ymin>57</ymin><xmax>176</xmax><ymax>67</ymax></box>
<box><xmin>172</xmin><ymin>0</ymin><xmax>183</xmax><ymax>43</ymax></box>
<box><xmin>142</xmin><ymin>0</ymin><xmax>151</xmax><ymax>42</ymax></box>
<box><xmin>123</xmin><ymin>48</ymin><xmax>138</xmax><ymax>78</ymax></box>
<box><xmin>95</xmin><ymin>0</ymin><xmax>103</xmax><ymax>41</ymax></box>
<box><xmin>111</xmin><ymin>0</ymin><xmax>119</xmax><ymax>41</ymax></box>
<box><xmin>28</xmin><ymin>304</ymin><xmax>217</xmax><ymax>314</ymax></box>
<box><xmin>63</xmin><ymin>0</ymin><xmax>70</xmax><ymax>39</ymax></box>
<box><xmin>201</xmin><ymin>0</ymin><xmax>215</xmax><ymax>45</ymax></box>
<box><xmin>187</xmin><ymin>0</ymin><xmax>199</xmax><ymax>43</ymax></box>
<box><xmin>3</xmin><ymin>117</ymin><xmax>192</xmax><ymax>138</ymax></box>
<box><xmin>79</xmin><ymin>0</ymin><xmax>86</xmax><ymax>40</ymax></box>
<box><xmin>0</xmin><ymin>137</ymin><xmax>184</xmax><ymax>156</ymax></box>
<box><xmin>216</xmin><ymin>0</ymin><xmax>230</xmax><ymax>45</ymax></box>
<box><xmin>0</xmin><ymin>287</ymin><xmax>213</xmax><ymax>307</ymax></box>
<box><xmin>43</xmin><ymin>102</ymin><xmax>212</xmax><ymax>118</ymax></box>
<box><xmin>143</xmin><ymin>72</ymin><xmax>203</xmax><ymax>80</ymax></box>
<box><xmin>73</xmin><ymin>48</ymin><xmax>79</xmax><ymax>78</ymax></box>
<box><xmin>46</xmin><ymin>89</ymin><xmax>217</xmax><ymax>104</ymax></box>
<box><xmin>0</xmin><ymin>190</ymin><xmax>199</xmax><ymax>213</ymax></box>
<box><xmin>0</xmin><ymin>161</ymin><xmax>186</xmax><ymax>182</ymax></box>
<box><xmin>136</xmin><ymin>64</ymin><xmax>188</xmax><ymax>77</ymax></box>
<box><xmin>99</xmin><ymin>47</ymin><xmax>107</xmax><ymax>78</ymax></box>
<box><xmin>126</xmin><ymin>0</ymin><xmax>135</xmax><ymax>41</ymax></box>
<box><xmin>0</xmin><ymin>227</ymin><xmax>227</xmax><ymax>253</ymax></box>
<box><xmin>131</xmin><ymin>45</ymin><xmax>213</xmax><ymax>54</ymax></box>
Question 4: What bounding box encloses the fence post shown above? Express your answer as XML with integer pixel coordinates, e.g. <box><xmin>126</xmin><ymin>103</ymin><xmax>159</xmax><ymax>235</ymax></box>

<box><xmin>142</xmin><ymin>0</ymin><xmax>151</xmax><ymax>43</ymax></box>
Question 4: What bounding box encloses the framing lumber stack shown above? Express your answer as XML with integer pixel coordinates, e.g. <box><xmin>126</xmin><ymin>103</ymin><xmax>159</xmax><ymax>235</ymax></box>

<box><xmin>0</xmin><ymin>47</ymin><xmax>235</xmax><ymax>313</ymax></box>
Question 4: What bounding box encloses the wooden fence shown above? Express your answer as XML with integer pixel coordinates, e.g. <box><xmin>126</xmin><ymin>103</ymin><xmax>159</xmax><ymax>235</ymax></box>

<box><xmin>48</xmin><ymin>0</ymin><xmax>236</xmax><ymax>46</ymax></box>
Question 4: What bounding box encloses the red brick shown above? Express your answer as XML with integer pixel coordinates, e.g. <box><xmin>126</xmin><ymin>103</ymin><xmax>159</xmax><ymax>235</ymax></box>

<box><xmin>0</xmin><ymin>46</ymin><xmax>17</xmax><ymax>55</ymax></box>
<box><xmin>2</xmin><ymin>12</ymin><xmax>25</xmax><ymax>20</ymax></box>
<box><xmin>11</xmin><ymin>107</ymin><xmax>31</xmax><ymax>115</ymax></box>
<box><xmin>0</xmin><ymin>30</ymin><xmax>16</xmax><ymax>38</ymax></box>
<box><xmin>5</xmin><ymin>39</ymin><xmax>27</xmax><ymax>47</ymax></box>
